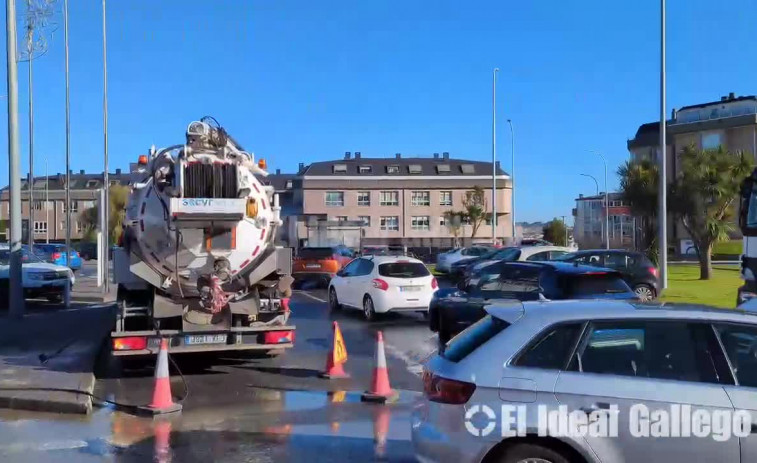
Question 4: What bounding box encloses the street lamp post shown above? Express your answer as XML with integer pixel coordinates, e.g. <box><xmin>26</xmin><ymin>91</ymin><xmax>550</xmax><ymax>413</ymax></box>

<box><xmin>63</xmin><ymin>0</ymin><xmax>71</xmax><ymax>268</ymax></box>
<box><xmin>102</xmin><ymin>0</ymin><xmax>110</xmax><ymax>292</ymax></box>
<box><xmin>491</xmin><ymin>68</ymin><xmax>499</xmax><ymax>245</ymax></box>
<box><xmin>579</xmin><ymin>173</ymin><xmax>599</xmax><ymax>195</ymax></box>
<box><xmin>507</xmin><ymin>119</ymin><xmax>515</xmax><ymax>242</ymax></box>
<box><xmin>26</xmin><ymin>41</ymin><xmax>33</xmax><ymax>250</ymax></box>
<box><xmin>595</xmin><ymin>152</ymin><xmax>609</xmax><ymax>250</ymax></box>
<box><xmin>658</xmin><ymin>0</ymin><xmax>668</xmax><ymax>289</ymax></box>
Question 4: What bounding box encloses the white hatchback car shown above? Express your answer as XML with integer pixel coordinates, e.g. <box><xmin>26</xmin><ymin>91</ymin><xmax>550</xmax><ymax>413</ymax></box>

<box><xmin>328</xmin><ymin>255</ymin><xmax>437</xmax><ymax>321</ymax></box>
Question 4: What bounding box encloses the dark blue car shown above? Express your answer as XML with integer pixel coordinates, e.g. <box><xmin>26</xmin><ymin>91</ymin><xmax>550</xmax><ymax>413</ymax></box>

<box><xmin>429</xmin><ymin>261</ymin><xmax>638</xmax><ymax>343</ymax></box>
<box><xmin>31</xmin><ymin>243</ymin><xmax>83</xmax><ymax>271</ymax></box>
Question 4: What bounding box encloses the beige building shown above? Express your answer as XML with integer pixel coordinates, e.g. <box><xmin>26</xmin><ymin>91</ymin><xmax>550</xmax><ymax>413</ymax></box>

<box><xmin>279</xmin><ymin>152</ymin><xmax>512</xmax><ymax>248</ymax></box>
<box><xmin>0</xmin><ymin>169</ymin><xmax>132</xmax><ymax>242</ymax></box>
<box><xmin>627</xmin><ymin>92</ymin><xmax>757</xmax><ymax>248</ymax></box>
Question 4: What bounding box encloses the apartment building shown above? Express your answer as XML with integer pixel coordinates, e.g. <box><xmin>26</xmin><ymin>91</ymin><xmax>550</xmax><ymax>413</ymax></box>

<box><xmin>0</xmin><ymin>169</ymin><xmax>132</xmax><ymax>242</ymax></box>
<box><xmin>628</xmin><ymin>92</ymin><xmax>757</xmax><ymax>247</ymax></box>
<box><xmin>284</xmin><ymin>152</ymin><xmax>512</xmax><ymax>248</ymax></box>
<box><xmin>573</xmin><ymin>192</ymin><xmax>634</xmax><ymax>249</ymax></box>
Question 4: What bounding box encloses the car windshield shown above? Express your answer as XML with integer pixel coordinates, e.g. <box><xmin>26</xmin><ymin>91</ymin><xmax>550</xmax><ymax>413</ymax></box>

<box><xmin>562</xmin><ymin>273</ymin><xmax>633</xmax><ymax>297</ymax></box>
<box><xmin>378</xmin><ymin>262</ymin><xmax>429</xmax><ymax>278</ymax></box>
<box><xmin>442</xmin><ymin>315</ymin><xmax>510</xmax><ymax>362</ymax></box>
<box><xmin>298</xmin><ymin>248</ymin><xmax>335</xmax><ymax>259</ymax></box>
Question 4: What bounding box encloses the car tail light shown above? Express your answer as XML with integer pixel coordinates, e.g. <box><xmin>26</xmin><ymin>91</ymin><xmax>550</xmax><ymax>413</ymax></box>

<box><xmin>52</xmin><ymin>252</ymin><xmax>62</xmax><ymax>260</ymax></box>
<box><xmin>372</xmin><ymin>278</ymin><xmax>389</xmax><ymax>291</ymax></box>
<box><xmin>263</xmin><ymin>330</ymin><xmax>295</xmax><ymax>344</ymax></box>
<box><xmin>422</xmin><ymin>371</ymin><xmax>476</xmax><ymax>404</ymax></box>
<box><xmin>431</xmin><ymin>277</ymin><xmax>438</xmax><ymax>289</ymax></box>
<box><xmin>112</xmin><ymin>336</ymin><xmax>147</xmax><ymax>351</ymax></box>
<box><xmin>649</xmin><ymin>267</ymin><xmax>659</xmax><ymax>278</ymax></box>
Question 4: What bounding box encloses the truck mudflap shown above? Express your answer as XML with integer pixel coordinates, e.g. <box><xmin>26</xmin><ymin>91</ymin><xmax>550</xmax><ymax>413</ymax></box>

<box><xmin>109</xmin><ymin>325</ymin><xmax>296</xmax><ymax>356</ymax></box>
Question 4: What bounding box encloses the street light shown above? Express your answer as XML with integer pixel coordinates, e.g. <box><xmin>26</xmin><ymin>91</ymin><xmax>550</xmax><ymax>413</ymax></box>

<box><xmin>593</xmin><ymin>152</ymin><xmax>610</xmax><ymax>250</ymax></box>
<box><xmin>658</xmin><ymin>0</ymin><xmax>668</xmax><ymax>289</ymax></box>
<box><xmin>102</xmin><ymin>0</ymin><xmax>110</xmax><ymax>293</ymax></box>
<box><xmin>579</xmin><ymin>173</ymin><xmax>599</xmax><ymax>195</ymax></box>
<box><xmin>491</xmin><ymin>68</ymin><xmax>499</xmax><ymax>245</ymax></box>
<box><xmin>507</xmin><ymin>119</ymin><xmax>515</xmax><ymax>242</ymax></box>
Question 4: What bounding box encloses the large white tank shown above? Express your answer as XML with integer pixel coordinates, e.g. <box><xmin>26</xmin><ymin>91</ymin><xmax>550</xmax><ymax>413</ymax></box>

<box><xmin>123</xmin><ymin>118</ymin><xmax>282</xmax><ymax>304</ymax></box>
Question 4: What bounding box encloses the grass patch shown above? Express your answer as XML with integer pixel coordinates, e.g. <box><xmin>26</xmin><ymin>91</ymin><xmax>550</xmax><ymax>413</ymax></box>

<box><xmin>661</xmin><ymin>264</ymin><xmax>740</xmax><ymax>308</ymax></box>
<box><xmin>426</xmin><ymin>264</ymin><xmax>444</xmax><ymax>277</ymax></box>
<box><xmin>713</xmin><ymin>239</ymin><xmax>742</xmax><ymax>256</ymax></box>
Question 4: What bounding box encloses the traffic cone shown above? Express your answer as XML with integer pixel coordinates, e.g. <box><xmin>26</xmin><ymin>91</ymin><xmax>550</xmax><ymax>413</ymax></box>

<box><xmin>362</xmin><ymin>331</ymin><xmax>399</xmax><ymax>403</ymax></box>
<box><xmin>372</xmin><ymin>405</ymin><xmax>391</xmax><ymax>458</ymax></box>
<box><xmin>139</xmin><ymin>338</ymin><xmax>183</xmax><ymax>415</ymax></box>
<box><xmin>319</xmin><ymin>321</ymin><xmax>350</xmax><ymax>379</ymax></box>
<box><xmin>153</xmin><ymin>419</ymin><xmax>173</xmax><ymax>463</ymax></box>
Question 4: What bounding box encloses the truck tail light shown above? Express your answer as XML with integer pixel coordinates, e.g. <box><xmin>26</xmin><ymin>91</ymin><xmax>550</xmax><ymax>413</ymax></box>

<box><xmin>113</xmin><ymin>336</ymin><xmax>148</xmax><ymax>351</ymax></box>
<box><xmin>372</xmin><ymin>278</ymin><xmax>389</xmax><ymax>291</ymax></box>
<box><xmin>422</xmin><ymin>370</ymin><xmax>476</xmax><ymax>404</ymax></box>
<box><xmin>431</xmin><ymin>277</ymin><xmax>438</xmax><ymax>289</ymax></box>
<box><xmin>263</xmin><ymin>330</ymin><xmax>294</xmax><ymax>344</ymax></box>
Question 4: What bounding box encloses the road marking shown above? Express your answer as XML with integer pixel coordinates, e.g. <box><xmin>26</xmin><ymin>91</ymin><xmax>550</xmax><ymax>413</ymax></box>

<box><xmin>293</xmin><ymin>290</ymin><xmax>327</xmax><ymax>303</ymax></box>
<box><xmin>383</xmin><ymin>342</ymin><xmax>426</xmax><ymax>376</ymax></box>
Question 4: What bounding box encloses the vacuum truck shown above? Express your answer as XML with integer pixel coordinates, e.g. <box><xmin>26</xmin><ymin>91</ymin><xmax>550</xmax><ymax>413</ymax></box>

<box><xmin>111</xmin><ymin>117</ymin><xmax>295</xmax><ymax>356</ymax></box>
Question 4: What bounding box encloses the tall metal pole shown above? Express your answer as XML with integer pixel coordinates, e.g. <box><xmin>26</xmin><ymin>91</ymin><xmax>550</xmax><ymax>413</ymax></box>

<box><xmin>596</xmin><ymin>152</ymin><xmax>609</xmax><ymax>250</ymax></box>
<box><xmin>491</xmin><ymin>68</ymin><xmax>498</xmax><ymax>245</ymax></box>
<box><xmin>63</xmin><ymin>0</ymin><xmax>71</xmax><ymax>267</ymax></box>
<box><xmin>580</xmin><ymin>173</ymin><xmax>599</xmax><ymax>195</ymax></box>
<box><xmin>27</xmin><ymin>49</ymin><xmax>33</xmax><ymax>250</ymax></box>
<box><xmin>507</xmin><ymin>119</ymin><xmax>515</xmax><ymax>241</ymax></box>
<box><xmin>6</xmin><ymin>0</ymin><xmax>24</xmax><ymax>317</ymax></box>
<box><xmin>102</xmin><ymin>0</ymin><xmax>109</xmax><ymax>292</ymax></box>
<box><xmin>561</xmin><ymin>215</ymin><xmax>568</xmax><ymax>246</ymax></box>
<box><xmin>45</xmin><ymin>156</ymin><xmax>48</xmax><ymax>243</ymax></box>
<box><xmin>658</xmin><ymin>0</ymin><xmax>668</xmax><ymax>289</ymax></box>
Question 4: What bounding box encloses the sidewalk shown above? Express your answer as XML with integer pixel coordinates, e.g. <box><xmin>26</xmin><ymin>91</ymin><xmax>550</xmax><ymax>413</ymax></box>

<box><xmin>0</xmin><ymin>305</ymin><xmax>115</xmax><ymax>414</ymax></box>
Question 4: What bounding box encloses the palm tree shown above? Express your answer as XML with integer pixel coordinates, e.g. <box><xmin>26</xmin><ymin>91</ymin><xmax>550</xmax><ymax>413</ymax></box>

<box><xmin>618</xmin><ymin>159</ymin><xmax>658</xmax><ymax>260</ymax></box>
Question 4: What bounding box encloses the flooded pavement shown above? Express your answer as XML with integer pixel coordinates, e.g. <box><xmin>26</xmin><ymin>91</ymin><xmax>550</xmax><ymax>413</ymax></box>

<box><xmin>0</xmin><ymin>388</ymin><xmax>420</xmax><ymax>462</ymax></box>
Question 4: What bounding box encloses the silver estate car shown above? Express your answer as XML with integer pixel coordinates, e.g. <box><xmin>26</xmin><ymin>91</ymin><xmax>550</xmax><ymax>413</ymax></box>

<box><xmin>412</xmin><ymin>300</ymin><xmax>757</xmax><ymax>463</ymax></box>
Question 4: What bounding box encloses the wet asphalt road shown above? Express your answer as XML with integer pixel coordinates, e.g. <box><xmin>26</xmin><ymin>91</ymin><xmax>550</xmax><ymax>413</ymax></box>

<box><xmin>0</xmin><ymin>286</ymin><xmax>441</xmax><ymax>462</ymax></box>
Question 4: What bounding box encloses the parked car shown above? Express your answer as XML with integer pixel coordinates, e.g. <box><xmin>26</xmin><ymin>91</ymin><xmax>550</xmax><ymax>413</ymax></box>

<box><xmin>76</xmin><ymin>241</ymin><xmax>98</xmax><ymax>260</ymax></box>
<box><xmin>448</xmin><ymin>247</ymin><xmax>519</xmax><ymax>280</ymax></box>
<box><xmin>429</xmin><ymin>261</ymin><xmax>636</xmax><ymax>343</ymax></box>
<box><xmin>519</xmin><ymin>238</ymin><xmax>553</xmax><ymax>246</ymax></box>
<box><xmin>292</xmin><ymin>245</ymin><xmax>355</xmax><ymax>286</ymax></box>
<box><xmin>555</xmin><ymin>249</ymin><xmax>659</xmax><ymax>301</ymax></box>
<box><xmin>414</xmin><ymin>299</ymin><xmax>757</xmax><ymax>463</ymax></box>
<box><xmin>452</xmin><ymin>245</ymin><xmax>572</xmax><ymax>281</ymax></box>
<box><xmin>0</xmin><ymin>246</ymin><xmax>75</xmax><ymax>305</ymax></box>
<box><xmin>328</xmin><ymin>255</ymin><xmax>437</xmax><ymax>321</ymax></box>
<box><xmin>31</xmin><ymin>243</ymin><xmax>83</xmax><ymax>271</ymax></box>
<box><xmin>435</xmin><ymin>246</ymin><xmax>493</xmax><ymax>273</ymax></box>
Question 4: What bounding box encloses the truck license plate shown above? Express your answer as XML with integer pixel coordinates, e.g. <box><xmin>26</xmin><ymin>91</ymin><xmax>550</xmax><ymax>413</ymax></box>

<box><xmin>185</xmin><ymin>334</ymin><xmax>227</xmax><ymax>345</ymax></box>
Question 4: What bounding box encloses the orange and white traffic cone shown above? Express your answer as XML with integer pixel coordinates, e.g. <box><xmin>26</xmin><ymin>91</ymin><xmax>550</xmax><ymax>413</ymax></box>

<box><xmin>362</xmin><ymin>331</ymin><xmax>399</xmax><ymax>403</ymax></box>
<box><xmin>372</xmin><ymin>405</ymin><xmax>391</xmax><ymax>458</ymax></box>
<box><xmin>153</xmin><ymin>418</ymin><xmax>173</xmax><ymax>463</ymax></box>
<box><xmin>319</xmin><ymin>321</ymin><xmax>350</xmax><ymax>379</ymax></box>
<box><xmin>139</xmin><ymin>338</ymin><xmax>183</xmax><ymax>415</ymax></box>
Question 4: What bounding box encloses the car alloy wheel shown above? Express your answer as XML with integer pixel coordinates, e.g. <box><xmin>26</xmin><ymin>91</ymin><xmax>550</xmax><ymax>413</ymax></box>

<box><xmin>634</xmin><ymin>284</ymin><xmax>655</xmax><ymax>301</ymax></box>
<box><xmin>329</xmin><ymin>288</ymin><xmax>340</xmax><ymax>311</ymax></box>
<box><xmin>363</xmin><ymin>296</ymin><xmax>376</xmax><ymax>321</ymax></box>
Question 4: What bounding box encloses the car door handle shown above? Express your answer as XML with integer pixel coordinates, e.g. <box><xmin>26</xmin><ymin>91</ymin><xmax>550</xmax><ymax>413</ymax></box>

<box><xmin>579</xmin><ymin>402</ymin><xmax>612</xmax><ymax>414</ymax></box>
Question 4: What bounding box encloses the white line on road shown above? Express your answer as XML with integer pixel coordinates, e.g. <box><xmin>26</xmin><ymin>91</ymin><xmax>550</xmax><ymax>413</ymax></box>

<box><xmin>293</xmin><ymin>290</ymin><xmax>327</xmax><ymax>303</ymax></box>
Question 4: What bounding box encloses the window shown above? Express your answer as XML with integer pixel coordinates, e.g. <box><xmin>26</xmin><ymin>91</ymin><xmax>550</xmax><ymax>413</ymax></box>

<box><xmin>63</xmin><ymin>201</ymin><xmax>78</xmax><ymax>213</ymax></box>
<box><xmin>357</xmin><ymin>216</ymin><xmax>370</xmax><ymax>226</ymax></box>
<box><xmin>358</xmin><ymin>165</ymin><xmax>372</xmax><ymax>174</ymax></box>
<box><xmin>526</xmin><ymin>251</ymin><xmax>551</xmax><ymax>262</ymax></box>
<box><xmin>76</xmin><ymin>222</ymin><xmax>84</xmax><ymax>233</ymax></box>
<box><xmin>411</xmin><ymin>216</ymin><xmax>430</xmax><ymax>230</ymax></box>
<box><xmin>285</xmin><ymin>180</ymin><xmax>293</xmax><ymax>189</ymax></box>
<box><xmin>335</xmin><ymin>216</ymin><xmax>348</xmax><ymax>222</ymax></box>
<box><xmin>33</xmin><ymin>221</ymin><xmax>47</xmax><ymax>234</ymax></box>
<box><xmin>380</xmin><ymin>216</ymin><xmax>399</xmax><ymax>231</ymax></box>
<box><xmin>442</xmin><ymin>315</ymin><xmax>510</xmax><ymax>362</ymax></box>
<box><xmin>701</xmin><ymin>132</ymin><xmax>722</xmax><ymax>150</ymax></box>
<box><xmin>109</xmin><ymin>180</ymin><xmax>119</xmax><ymax>187</ymax></box>
<box><xmin>332</xmin><ymin>164</ymin><xmax>347</xmax><ymax>174</ymax></box>
<box><xmin>571</xmin><ymin>321</ymin><xmax>724</xmax><ymax>384</ymax></box>
<box><xmin>32</xmin><ymin>201</ymin><xmax>44</xmax><ymax>211</ymax></box>
<box><xmin>325</xmin><ymin>191</ymin><xmax>344</xmax><ymax>207</ymax></box>
<box><xmin>357</xmin><ymin>191</ymin><xmax>371</xmax><ymax>206</ymax></box>
<box><xmin>439</xmin><ymin>191</ymin><xmax>453</xmax><ymax>206</ymax></box>
<box><xmin>561</xmin><ymin>273</ymin><xmax>632</xmax><ymax>297</ymax></box>
<box><xmin>408</xmin><ymin>164</ymin><xmax>422</xmax><ymax>174</ymax></box>
<box><xmin>515</xmin><ymin>324</ymin><xmax>584</xmax><ymax>370</ymax></box>
<box><xmin>411</xmin><ymin>191</ymin><xmax>430</xmax><ymax>206</ymax></box>
<box><xmin>436</xmin><ymin>164</ymin><xmax>451</xmax><ymax>174</ymax></box>
<box><xmin>86</xmin><ymin>180</ymin><xmax>99</xmax><ymax>188</ymax></box>
<box><xmin>460</xmin><ymin>164</ymin><xmax>475</xmax><ymax>174</ymax></box>
<box><xmin>714</xmin><ymin>324</ymin><xmax>757</xmax><ymax>387</ymax></box>
<box><xmin>340</xmin><ymin>259</ymin><xmax>362</xmax><ymax>277</ymax></box>
<box><xmin>386</xmin><ymin>165</ymin><xmax>400</xmax><ymax>174</ymax></box>
<box><xmin>498</xmin><ymin>266</ymin><xmax>541</xmax><ymax>294</ymax></box>
<box><xmin>379</xmin><ymin>191</ymin><xmax>399</xmax><ymax>206</ymax></box>
<box><xmin>378</xmin><ymin>262</ymin><xmax>430</xmax><ymax>278</ymax></box>
<box><xmin>355</xmin><ymin>259</ymin><xmax>375</xmax><ymax>276</ymax></box>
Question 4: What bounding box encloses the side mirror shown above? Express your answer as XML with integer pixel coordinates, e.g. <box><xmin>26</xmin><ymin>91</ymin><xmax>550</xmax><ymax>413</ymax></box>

<box><xmin>336</xmin><ymin>270</ymin><xmax>344</xmax><ymax>277</ymax></box>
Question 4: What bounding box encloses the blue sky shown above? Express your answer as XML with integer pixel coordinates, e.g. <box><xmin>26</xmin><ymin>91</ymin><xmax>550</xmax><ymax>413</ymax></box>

<box><xmin>0</xmin><ymin>0</ymin><xmax>755</xmax><ymax>223</ymax></box>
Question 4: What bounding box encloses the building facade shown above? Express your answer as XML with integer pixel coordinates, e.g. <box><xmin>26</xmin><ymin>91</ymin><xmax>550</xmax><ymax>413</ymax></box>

<box><xmin>573</xmin><ymin>193</ymin><xmax>634</xmax><ymax>250</ymax></box>
<box><xmin>0</xmin><ymin>169</ymin><xmax>132</xmax><ymax>242</ymax></box>
<box><xmin>271</xmin><ymin>152</ymin><xmax>512</xmax><ymax>248</ymax></box>
<box><xmin>628</xmin><ymin>92</ymin><xmax>757</xmax><ymax>248</ymax></box>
